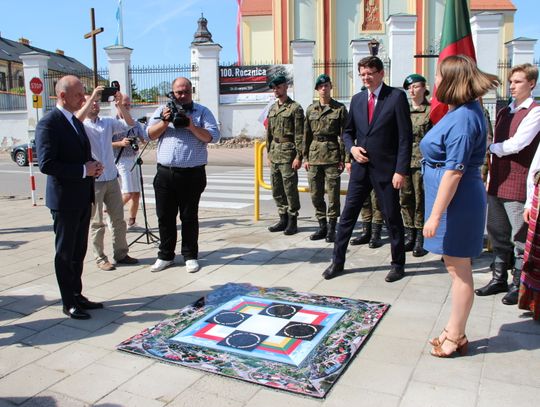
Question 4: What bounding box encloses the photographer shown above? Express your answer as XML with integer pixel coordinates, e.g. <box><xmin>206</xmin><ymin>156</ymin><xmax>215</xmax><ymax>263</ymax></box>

<box><xmin>147</xmin><ymin>77</ymin><xmax>220</xmax><ymax>273</ymax></box>
<box><xmin>112</xmin><ymin>94</ymin><xmax>147</xmax><ymax>228</ymax></box>
<box><xmin>76</xmin><ymin>86</ymin><xmax>139</xmax><ymax>271</ymax></box>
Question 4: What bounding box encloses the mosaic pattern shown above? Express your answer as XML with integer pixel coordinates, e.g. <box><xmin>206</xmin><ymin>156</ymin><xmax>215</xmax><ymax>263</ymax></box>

<box><xmin>118</xmin><ymin>283</ymin><xmax>390</xmax><ymax>398</ymax></box>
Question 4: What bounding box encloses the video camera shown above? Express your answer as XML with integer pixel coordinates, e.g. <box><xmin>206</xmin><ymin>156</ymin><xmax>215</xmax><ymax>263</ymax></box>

<box><xmin>127</xmin><ymin>135</ymin><xmax>139</xmax><ymax>151</ymax></box>
<box><xmin>159</xmin><ymin>92</ymin><xmax>190</xmax><ymax>128</ymax></box>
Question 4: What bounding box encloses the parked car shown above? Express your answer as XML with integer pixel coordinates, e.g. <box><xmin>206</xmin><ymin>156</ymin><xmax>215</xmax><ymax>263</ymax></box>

<box><xmin>10</xmin><ymin>140</ymin><xmax>37</xmax><ymax>167</ymax></box>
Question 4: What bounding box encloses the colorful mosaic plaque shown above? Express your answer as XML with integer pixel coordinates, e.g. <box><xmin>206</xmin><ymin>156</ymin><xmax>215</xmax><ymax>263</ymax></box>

<box><xmin>118</xmin><ymin>283</ymin><xmax>390</xmax><ymax>398</ymax></box>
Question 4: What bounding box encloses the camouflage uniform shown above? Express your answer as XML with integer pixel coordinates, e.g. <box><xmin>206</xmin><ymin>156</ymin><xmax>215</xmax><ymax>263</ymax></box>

<box><xmin>304</xmin><ymin>99</ymin><xmax>348</xmax><ymax>221</ymax></box>
<box><xmin>481</xmin><ymin>108</ymin><xmax>494</xmax><ymax>182</ymax></box>
<box><xmin>360</xmin><ymin>191</ymin><xmax>384</xmax><ymax>225</ymax></box>
<box><xmin>400</xmin><ymin>102</ymin><xmax>431</xmax><ymax>229</ymax></box>
<box><xmin>267</xmin><ymin>97</ymin><xmax>305</xmax><ymax>216</ymax></box>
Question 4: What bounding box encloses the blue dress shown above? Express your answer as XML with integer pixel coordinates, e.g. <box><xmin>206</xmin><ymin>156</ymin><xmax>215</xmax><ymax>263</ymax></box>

<box><xmin>419</xmin><ymin>101</ymin><xmax>487</xmax><ymax>257</ymax></box>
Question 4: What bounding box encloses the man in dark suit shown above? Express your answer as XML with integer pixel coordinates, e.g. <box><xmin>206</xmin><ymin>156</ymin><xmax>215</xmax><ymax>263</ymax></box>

<box><xmin>36</xmin><ymin>75</ymin><xmax>105</xmax><ymax>319</ymax></box>
<box><xmin>323</xmin><ymin>56</ymin><xmax>412</xmax><ymax>282</ymax></box>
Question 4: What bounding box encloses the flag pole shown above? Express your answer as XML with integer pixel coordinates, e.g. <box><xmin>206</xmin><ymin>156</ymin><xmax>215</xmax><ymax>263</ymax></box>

<box><xmin>117</xmin><ymin>0</ymin><xmax>124</xmax><ymax>46</ymax></box>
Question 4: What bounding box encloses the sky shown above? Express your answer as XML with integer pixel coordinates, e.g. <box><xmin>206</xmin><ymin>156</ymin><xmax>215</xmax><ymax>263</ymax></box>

<box><xmin>0</xmin><ymin>0</ymin><xmax>538</xmax><ymax>69</ymax></box>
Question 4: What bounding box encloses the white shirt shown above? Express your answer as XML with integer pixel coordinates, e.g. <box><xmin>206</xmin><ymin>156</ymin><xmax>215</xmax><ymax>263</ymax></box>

<box><xmin>489</xmin><ymin>97</ymin><xmax>540</xmax><ymax>157</ymax></box>
<box><xmin>83</xmin><ymin>116</ymin><xmax>132</xmax><ymax>182</ymax></box>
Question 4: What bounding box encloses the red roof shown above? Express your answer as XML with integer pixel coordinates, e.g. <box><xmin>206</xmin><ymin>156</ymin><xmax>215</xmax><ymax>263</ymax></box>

<box><xmin>470</xmin><ymin>0</ymin><xmax>516</xmax><ymax>11</ymax></box>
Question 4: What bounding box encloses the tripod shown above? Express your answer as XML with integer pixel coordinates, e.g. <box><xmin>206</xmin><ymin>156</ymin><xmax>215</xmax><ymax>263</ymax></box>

<box><xmin>128</xmin><ymin>141</ymin><xmax>160</xmax><ymax>246</ymax></box>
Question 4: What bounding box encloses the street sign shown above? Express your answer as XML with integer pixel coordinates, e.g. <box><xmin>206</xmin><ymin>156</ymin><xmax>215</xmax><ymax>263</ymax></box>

<box><xmin>32</xmin><ymin>95</ymin><xmax>42</xmax><ymax>108</ymax></box>
<box><xmin>29</xmin><ymin>77</ymin><xmax>43</xmax><ymax>95</ymax></box>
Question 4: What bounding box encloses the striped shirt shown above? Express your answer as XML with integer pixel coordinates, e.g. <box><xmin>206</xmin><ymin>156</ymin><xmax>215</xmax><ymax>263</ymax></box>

<box><xmin>147</xmin><ymin>102</ymin><xmax>220</xmax><ymax>167</ymax></box>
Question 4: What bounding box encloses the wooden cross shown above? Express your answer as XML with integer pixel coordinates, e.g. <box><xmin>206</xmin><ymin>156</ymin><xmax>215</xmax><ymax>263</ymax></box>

<box><xmin>83</xmin><ymin>8</ymin><xmax>104</xmax><ymax>88</ymax></box>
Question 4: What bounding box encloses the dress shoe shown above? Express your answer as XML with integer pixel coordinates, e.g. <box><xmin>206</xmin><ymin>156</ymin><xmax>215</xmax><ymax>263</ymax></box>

<box><xmin>474</xmin><ymin>262</ymin><xmax>509</xmax><ymax>296</ymax></box>
<box><xmin>385</xmin><ymin>266</ymin><xmax>405</xmax><ymax>282</ymax></box>
<box><xmin>97</xmin><ymin>261</ymin><xmax>116</xmax><ymax>271</ymax></box>
<box><xmin>322</xmin><ymin>263</ymin><xmax>344</xmax><ymax>280</ymax></box>
<box><xmin>116</xmin><ymin>255</ymin><xmax>139</xmax><ymax>265</ymax></box>
<box><xmin>151</xmin><ymin>258</ymin><xmax>174</xmax><ymax>272</ymax></box>
<box><xmin>63</xmin><ymin>306</ymin><xmax>91</xmax><ymax>320</ymax></box>
<box><xmin>74</xmin><ymin>295</ymin><xmax>103</xmax><ymax>310</ymax></box>
<box><xmin>350</xmin><ymin>223</ymin><xmax>371</xmax><ymax>245</ymax></box>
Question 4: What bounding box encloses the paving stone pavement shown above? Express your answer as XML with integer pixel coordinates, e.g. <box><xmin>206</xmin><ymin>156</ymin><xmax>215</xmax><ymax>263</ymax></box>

<box><xmin>0</xmin><ymin>191</ymin><xmax>539</xmax><ymax>407</ymax></box>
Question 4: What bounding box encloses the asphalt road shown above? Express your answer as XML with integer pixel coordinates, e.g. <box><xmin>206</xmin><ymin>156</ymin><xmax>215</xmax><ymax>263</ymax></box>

<box><xmin>0</xmin><ymin>152</ymin><xmax>346</xmax><ymax>219</ymax></box>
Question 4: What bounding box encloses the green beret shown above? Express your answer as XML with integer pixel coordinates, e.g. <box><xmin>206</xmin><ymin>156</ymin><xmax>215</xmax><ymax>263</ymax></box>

<box><xmin>268</xmin><ymin>75</ymin><xmax>287</xmax><ymax>88</ymax></box>
<box><xmin>314</xmin><ymin>74</ymin><xmax>331</xmax><ymax>89</ymax></box>
<box><xmin>403</xmin><ymin>73</ymin><xmax>427</xmax><ymax>90</ymax></box>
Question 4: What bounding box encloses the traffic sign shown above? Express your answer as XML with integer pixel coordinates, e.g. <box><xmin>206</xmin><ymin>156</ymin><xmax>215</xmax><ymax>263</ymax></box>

<box><xmin>29</xmin><ymin>77</ymin><xmax>43</xmax><ymax>95</ymax></box>
<box><xmin>32</xmin><ymin>95</ymin><xmax>42</xmax><ymax>108</ymax></box>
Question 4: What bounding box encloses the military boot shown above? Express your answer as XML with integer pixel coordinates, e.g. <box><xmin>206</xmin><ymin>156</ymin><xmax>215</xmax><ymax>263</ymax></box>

<box><xmin>350</xmin><ymin>222</ymin><xmax>371</xmax><ymax>245</ymax></box>
<box><xmin>474</xmin><ymin>262</ymin><xmax>509</xmax><ymax>296</ymax></box>
<box><xmin>501</xmin><ymin>267</ymin><xmax>521</xmax><ymax>305</ymax></box>
<box><xmin>284</xmin><ymin>214</ymin><xmax>298</xmax><ymax>235</ymax></box>
<box><xmin>268</xmin><ymin>213</ymin><xmax>288</xmax><ymax>232</ymax></box>
<box><xmin>369</xmin><ymin>223</ymin><xmax>383</xmax><ymax>248</ymax></box>
<box><xmin>412</xmin><ymin>228</ymin><xmax>428</xmax><ymax>257</ymax></box>
<box><xmin>326</xmin><ymin>219</ymin><xmax>337</xmax><ymax>243</ymax></box>
<box><xmin>404</xmin><ymin>227</ymin><xmax>416</xmax><ymax>252</ymax></box>
<box><xmin>310</xmin><ymin>219</ymin><xmax>327</xmax><ymax>240</ymax></box>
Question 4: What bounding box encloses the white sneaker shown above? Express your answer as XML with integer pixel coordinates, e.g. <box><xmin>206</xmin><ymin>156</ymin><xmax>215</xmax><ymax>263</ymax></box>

<box><xmin>185</xmin><ymin>259</ymin><xmax>200</xmax><ymax>273</ymax></box>
<box><xmin>150</xmin><ymin>259</ymin><xmax>174</xmax><ymax>272</ymax></box>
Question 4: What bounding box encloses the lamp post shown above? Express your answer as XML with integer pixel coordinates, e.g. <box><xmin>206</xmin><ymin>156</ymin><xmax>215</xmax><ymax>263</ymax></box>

<box><xmin>368</xmin><ymin>38</ymin><xmax>380</xmax><ymax>56</ymax></box>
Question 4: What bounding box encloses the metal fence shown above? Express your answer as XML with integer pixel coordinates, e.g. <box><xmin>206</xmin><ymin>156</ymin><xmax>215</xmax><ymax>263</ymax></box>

<box><xmin>313</xmin><ymin>57</ymin><xmax>390</xmax><ymax>102</ymax></box>
<box><xmin>43</xmin><ymin>69</ymin><xmax>109</xmax><ymax>111</ymax></box>
<box><xmin>0</xmin><ymin>71</ymin><xmax>26</xmax><ymax>111</ymax></box>
<box><xmin>129</xmin><ymin>64</ymin><xmax>195</xmax><ymax>105</ymax></box>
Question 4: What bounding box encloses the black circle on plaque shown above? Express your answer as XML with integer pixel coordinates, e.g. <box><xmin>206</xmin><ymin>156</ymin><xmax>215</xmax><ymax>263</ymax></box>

<box><xmin>265</xmin><ymin>304</ymin><xmax>296</xmax><ymax>318</ymax></box>
<box><xmin>212</xmin><ymin>311</ymin><xmax>245</xmax><ymax>326</ymax></box>
<box><xmin>226</xmin><ymin>332</ymin><xmax>261</xmax><ymax>349</ymax></box>
<box><xmin>283</xmin><ymin>323</ymin><xmax>318</xmax><ymax>339</ymax></box>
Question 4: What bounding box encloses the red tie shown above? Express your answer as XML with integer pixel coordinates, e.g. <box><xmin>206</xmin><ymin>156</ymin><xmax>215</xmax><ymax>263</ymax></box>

<box><xmin>368</xmin><ymin>92</ymin><xmax>376</xmax><ymax>124</ymax></box>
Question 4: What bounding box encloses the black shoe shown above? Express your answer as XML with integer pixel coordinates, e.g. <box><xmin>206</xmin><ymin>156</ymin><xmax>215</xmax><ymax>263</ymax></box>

<box><xmin>369</xmin><ymin>223</ymin><xmax>383</xmax><ymax>248</ymax></box>
<box><xmin>310</xmin><ymin>219</ymin><xmax>327</xmax><ymax>240</ymax></box>
<box><xmin>404</xmin><ymin>227</ymin><xmax>416</xmax><ymax>252</ymax></box>
<box><xmin>75</xmin><ymin>295</ymin><xmax>103</xmax><ymax>310</ymax></box>
<box><xmin>385</xmin><ymin>266</ymin><xmax>405</xmax><ymax>282</ymax></box>
<box><xmin>284</xmin><ymin>214</ymin><xmax>298</xmax><ymax>235</ymax></box>
<box><xmin>63</xmin><ymin>306</ymin><xmax>91</xmax><ymax>320</ymax></box>
<box><xmin>268</xmin><ymin>214</ymin><xmax>288</xmax><ymax>232</ymax></box>
<box><xmin>412</xmin><ymin>229</ymin><xmax>428</xmax><ymax>257</ymax></box>
<box><xmin>322</xmin><ymin>263</ymin><xmax>344</xmax><ymax>280</ymax></box>
<box><xmin>325</xmin><ymin>219</ymin><xmax>337</xmax><ymax>243</ymax></box>
<box><xmin>501</xmin><ymin>285</ymin><xmax>519</xmax><ymax>305</ymax></box>
<box><xmin>116</xmin><ymin>255</ymin><xmax>139</xmax><ymax>265</ymax></box>
<box><xmin>474</xmin><ymin>262</ymin><xmax>509</xmax><ymax>296</ymax></box>
<box><xmin>350</xmin><ymin>223</ymin><xmax>371</xmax><ymax>245</ymax></box>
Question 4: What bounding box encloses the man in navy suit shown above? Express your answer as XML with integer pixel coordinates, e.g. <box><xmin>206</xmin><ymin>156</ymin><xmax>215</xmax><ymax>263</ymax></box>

<box><xmin>36</xmin><ymin>75</ymin><xmax>105</xmax><ymax>319</ymax></box>
<box><xmin>323</xmin><ymin>56</ymin><xmax>413</xmax><ymax>282</ymax></box>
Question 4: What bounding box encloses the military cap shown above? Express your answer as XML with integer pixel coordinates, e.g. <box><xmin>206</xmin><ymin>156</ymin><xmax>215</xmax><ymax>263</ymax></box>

<box><xmin>403</xmin><ymin>73</ymin><xmax>427</xmax><ymax>90</ymax></box>
<box><xmin>314</xmin><ymin>74</ymin><xmax>331</xmax><ymax>89</ymax></box>
<box><xmin>268</xmin><ymin>75</ymin><xmax>287</xmax><ymax>88</ymax></box>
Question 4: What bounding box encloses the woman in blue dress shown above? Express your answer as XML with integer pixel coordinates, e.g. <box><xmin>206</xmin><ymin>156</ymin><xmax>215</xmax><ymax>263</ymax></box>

<box><xmin>420</xmin><ymin>55</ymin><xmax>498</xmax><ymax>358</ymax></box>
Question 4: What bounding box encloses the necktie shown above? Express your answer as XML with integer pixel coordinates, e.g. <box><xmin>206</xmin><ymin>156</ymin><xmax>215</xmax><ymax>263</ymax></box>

<box><xmin>368</xmin><ymin>92</ymin><xmax>376</xmax><ymax>124</ymax></box>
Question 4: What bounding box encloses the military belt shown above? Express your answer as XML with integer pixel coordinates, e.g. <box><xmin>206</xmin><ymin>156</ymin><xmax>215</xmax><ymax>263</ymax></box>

<box><xmin>314</xmin><ymin>135</ymin><xmax>338</xmax><ymax>142</ymax></box>
<box><xmin>273</xmin><ymin>137</ymin><xmax>294</xmax><ymax>143</ymax></box>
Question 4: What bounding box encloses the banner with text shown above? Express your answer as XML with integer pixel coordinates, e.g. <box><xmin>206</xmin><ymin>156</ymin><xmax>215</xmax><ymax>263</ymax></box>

<box><xmin>219</xmin><ymin>64</ymin><xmax>293</xmax><ymax>104</ymax></box>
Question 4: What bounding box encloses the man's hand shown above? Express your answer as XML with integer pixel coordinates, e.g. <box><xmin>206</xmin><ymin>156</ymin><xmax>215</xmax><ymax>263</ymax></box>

<box><xmin>113</xmin><ymin>90</ymin><xmax>124</xmax><ymax>105</ymax></box>
<box><xmin>338</xmin><ymin>161</ymin><xmax>344</xmax><ymax>172</ymax></box>
<box><xmin>351</xmin><ymin>146</ymin><xmax>369</xmax><ymax>163</ymax></box>
<box><xmin>85</xmin><ymin>160</ymin><xmax>103</xmax><ymax>178</ymax></box>
<box><xmin>161</xmin><ymin>107</ymin><xmax>172</xmax><ymax>122</ymax></box>
<box><xmin>90</xmin><ymin>85</ymin><xmax>105</xmax><ymax>101</ymax></box>
<box><xmin>292</xmin><ymin>158</ymin><xmax>301</xmax><ymax>170</ymax></box>
<box><xmin>303</xmin><ymin>161</ymin><xmax>310</xmax><ymax>171</ymax></box>
<box><xmin>392</xmin><ymin>173</ymin><xmax>405</xmax><ymax>189</ymax></box>
<box><xmin>524</xmin><ymin>207</ymin><xmax>532</xmax><ymax>223</ymax></box>
<box><xmin>345</xmin><ymin>162</ymin><xmax>352</xmax><ymax>174</ymax></box>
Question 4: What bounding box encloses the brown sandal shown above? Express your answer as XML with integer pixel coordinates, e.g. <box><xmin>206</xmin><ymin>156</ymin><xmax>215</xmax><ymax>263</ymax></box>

<box><xmin>429</xmin><ymin>328</ymin><xmax>448</xmax><ymax>347</ymax></box>
<box><xmin>431</xmin><ymin>334</ymin><xmax>468</xmax><ymax>358</ymax></box>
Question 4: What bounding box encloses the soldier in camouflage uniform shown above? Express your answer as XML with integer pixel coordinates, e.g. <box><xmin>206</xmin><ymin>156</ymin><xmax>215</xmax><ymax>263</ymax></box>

<box><xmin>400</xmin><ymin>74</ymin><xmax>432</xmax><ymax>257</ymax></box>
<box><xmin>303</xmin><ymin>74</ymin><xmax>348</xmax><ymax>242</ymax></box>
<box><xmin>266</xmin><ymin>75</ymin><xmax>305</xmax><ymax>235</ymax></box>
